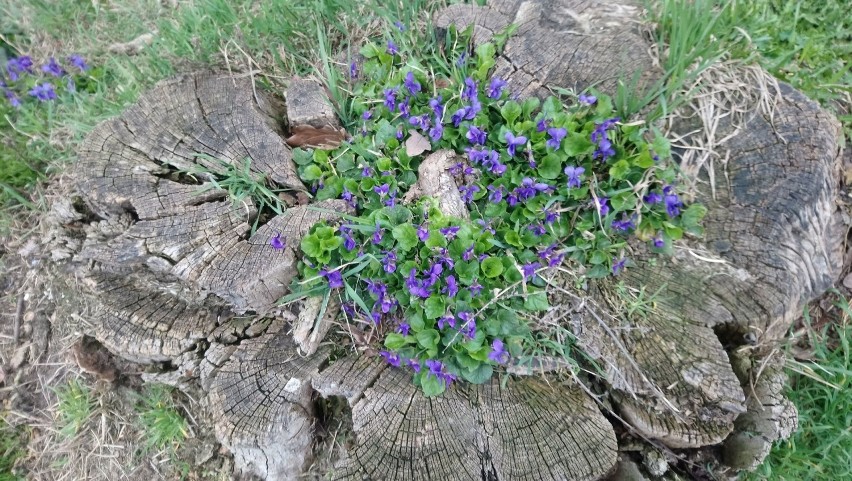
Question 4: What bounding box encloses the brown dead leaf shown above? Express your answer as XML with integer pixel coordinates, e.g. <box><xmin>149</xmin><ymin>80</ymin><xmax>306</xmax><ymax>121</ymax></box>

<box><xmin>286</xmin><ymin>125</ymin><xmax>347</xmax><ymax>149</ymax></box>
<box><xmin>405</xmin><ymin>130</ymin><xmax>432</xmax><ymax>157</ymax></box>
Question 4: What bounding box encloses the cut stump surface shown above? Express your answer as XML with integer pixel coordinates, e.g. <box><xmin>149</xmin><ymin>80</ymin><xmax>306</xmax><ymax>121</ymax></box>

<box><xmin>55</xmin><ymin>3</ymin><xmax>846</xmax><ymax>479</ymax></box>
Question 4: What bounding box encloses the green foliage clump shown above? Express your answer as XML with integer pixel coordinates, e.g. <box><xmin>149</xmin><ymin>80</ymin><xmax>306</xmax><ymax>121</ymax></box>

<box><xmin>286</xmin><ymin>24</ymin><xmax>703</xmax><ymax>396</ymax></box>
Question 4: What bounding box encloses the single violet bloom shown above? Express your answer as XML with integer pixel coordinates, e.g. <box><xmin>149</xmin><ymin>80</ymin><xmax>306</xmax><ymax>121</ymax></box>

<box><xmin>269</xmin><ymin>232</ymin><xmax>285</xmax><ymax>250</ymax></box>
<box><xmin>41</xmin><ymin>57</ymin><xmax>64</xmax><ymax>77</ymax></box>
<box><xmin>488</xmin><ymin>339</ymin><xmax>510</xmax><ymax>364</ymax></box>
<box><xmin>429</xmin><ymin>121</ymin><xmax>444</xmax><ymax>142</ymax></box>
<box><xmin>543</xmin><ymin>208</ymin><xmax>560</xmax><ymax>225</ymax></box>
<box><xmin>438</xmin><ymin>313</ymin><xmax>456</xmax><ymax>330</ymax></box>
<box><xmin>380</xmin><ymin>350</ymin><xmax>401</xmax><ymax>367</ymax></box>
<box><xmin>341</xmin><ymin>188</ymin><xmax>357</xmax><ymax>209</ymax></box>
<box><xmin>417</xmin><ymin>223</ymin><xmax>429</xmax><ymax>242</ymax></box>
<box><xmin>394</xmin><ymin>21</ymin><xmax>406</xmax><ymax>31</ymax></box>
<box><xmin>462</xmin><ymin>245</ymin><xmax>475</xmax><ymax>262</ymax></box>
<box><xmin>644</xmin><ymin>191</ymin><xmax>662</xmax><ymax>204</ymax></box>
<box><xmin>407</xmin><ymin>358</ymin><xmax>421</xmax><ymax>372</ymax></box>
<box><xmin>443</xmin><ymin>275</ymin><xmax>459</xmax><ymax>298</ymax></box>
<box><xmin>612</xmin><ymin>257</ymin><xmax>628</xmax><ymax>275</ymax></box>
<box><xmin>319</xmin><ymin>269</ymin><xmax>344</xmax><ymax>289</ymax></box>
<box><xmin>374</xmin><ymin>183</ymin><xmax>390</xmax><ymax>197</ymax></box>
<box><xmin>362</xmin><ymin>110</ymin><xmax>373</xmax><ymax>120</ymax></box>
<box><xmin>349</xmin><ymin>61</ymin><xmax>358</xmax><ymax>79</ymax></box>
<box><xmin>578</xmin><ymin>93</ymin><xmax>597</xmax><ymax>105</ymax></box>
<box><xmin>462</xmin><ymin>77</ymin><xmax>478</xmax><ymax>101</ymax></box>
<box><xmin>469</xmin><ymin>280</ymin><xmax>483</xmax><ymax>296</ymax></box>
<box><xmin>439</xmin><ymin>225</ymin><xmax>460</xmax><ymax>240</ymax></box>
<box><xmin>466</xmin><ymin>125</ymin><xmax>487</xmax><ymax>145</ymax></box>
<box><xmin>387</xmin><ymin>40</ymin><xmax>399</xmax><ymax>55</ymax></box>
<box><xmin>404</xmin><ymin>71</ymin><xmax>421</xmax><ymax>94</ymax></box>
<box><xmin>459</xmin><ymin>184</ymin><xmax>479</xmax><ymax>203</ymax></box>
<box><xmin>3</xmin><ymin>89</ymin><xmax>20</xmax><ymax>108</ymax></box>
<box><xmin>487</xmin><ymin>184</ymin><xmax>504</xmax><ymax>203</ymax></box>
<box><xmin>505</xmin><ymin>131</ymin><xmax>527</xmax><ymax>157</ymax></box>
<box><xmin>68</xmin><ymin>54</ymin><xmax>88</xmax><ymax>72</ymax></box>
<box><xmin>521</xmin><ymin>262</ymin><xmax>541</xmax><ymax>280</ymax></box>
<box><xmin>486</xmin><ymin>77</ymin><xmax>507</xmax><ymax>99</ymax></box>
<box><xmin>397</xmin><ymin>322</ymin><xmax>411</xmax><ymax>336</ymax></box>
<box><xmin>596</xmin><ymin>196</ymin><xmax>610</xmax><ymax>217</ymax></box>
<box><xmin>536</xmin><ymin>117</ymin><xmax>550</xmax><ymax>132</ymax></box>
<box><xmin>372</xmin><ymin>223</ymin><xmax>384</xmax><ymax>244</ymax></box>
<box><xmin>664</xmin><ymin>190</ymin><xmax>682</xmax><ymax>218</ymax></box>
<box><xmin>611</xmin><ymin>215</ymin><xmax>636</xmax><ymax>232</ymax></box>
<box><xmin>382</xmin><ymin>251</ymin><xmax>397</xmax><ymax>273</ymax></box>
<box><xmin>652</xmin><ymin>236</ymin><xmax>665</xmax><ymax>248</ymax></box>
<box><xmin>383</xmin><ymin>87</ymin><xmax>398</xmax><ymax>111</ymax></box>
<box><xmin>546</xmin><ymin>127</ymin><xmax>567</xmax><ymax>150</ymax></box>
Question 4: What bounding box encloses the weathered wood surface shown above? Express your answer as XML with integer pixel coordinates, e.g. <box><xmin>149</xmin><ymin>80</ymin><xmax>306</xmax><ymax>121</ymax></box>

<box><xmin>54</xmin><ymin>1</ymin><xmax>846</xmax><ymax>479</ymax></box>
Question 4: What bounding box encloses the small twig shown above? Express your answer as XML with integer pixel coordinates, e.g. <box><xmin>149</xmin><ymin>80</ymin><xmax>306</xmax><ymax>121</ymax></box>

<box><xmin>13</xmin><ymin>295</ymin><xmax>25</xmax><ymax>344</ymax></box>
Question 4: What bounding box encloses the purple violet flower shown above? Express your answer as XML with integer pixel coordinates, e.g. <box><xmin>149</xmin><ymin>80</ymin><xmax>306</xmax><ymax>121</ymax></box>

<box><xmin>398</xmin><ymin>322</ymin><xmax>410</xmax><ymax>336</ymax></box>
<box><xmin>546</xmin><ymin>127</ymin><xmax>567</xmax><ymax>150</ymax></box>
<box><xmin>380</xmin><ymin>350</ymin><xmax>401</xmax><ymax>367</ymax></box>
<box><xmin>458</xmin><ymin>311</ymin><xmax>476</xmax><ymax>339</ymax></box>
<box><xmin>543</xmin><ymin>208</ymin><xmax>560</xmax><ymax>224</ymax></box>
<box><xmin>41</xmin><ymin>57</ymin><xmax>64</xmax><ymax>77</ymax></box>
<box><xmin>644</xmin><ymin>191</ymin><xmax>663</xmax><ymax>204</ymax></box>
<box><xmin>28</xmin><ymin>83</ymin><xmax>56</xmax><ymax>102</ymax></box>
<box><xmin>269</xmin><ymin>232</ymin><xmax>285</xmax><ymax>250</ymax></box>
<box><xmin>407</xmin><ymin>358</ymin><xmax>421</xmax><ymax>372</ymax></box>
<box><xmin>536</xmin><ymin>117</ymin><xmax>550</xmax><ymax>132</ymax></box>
<box><xmin>417</xmin><ymin>223</ymin><xmax>429</xmax><ymax>242</ymax></box>
<box><xmin>319</xmin><ymin>269</ymin><xmax>344</xmax><ymax>289</ymax></box>
<box><xmin>652</xmin><ymin>236</ymin><xmax>665</xmax><ymax>248</ymax></box>
<box><xmin>394</xmin><ymin>21</ymin><xmax>406</xmax><ymax>31</ymax></box>
<box><xmin>487</xmin><ymin>77</ymin><xmax>507</xmax><ymax>99</ymax></box>
<box><xmin>438</xmin><ymin>313</ymin><xmax>456</xmax><ymax>330</ymax></box>
<box><xmin>404</xmin><ymin>71</ymin><xmax>421</xmax><ymax>94</ymax></box>
<box><xmin>439</xmin><ymin>225</ymin><xmax>460</xmax><ymax>240</ymax></box>
<box><xmin>596</xmin><ymin>197</ymin><xmax>610</xmax><ymax>217</ymax></box>
<box><xmin>5</xmin><ymin>56</ymin><xmax>34</xmax><ymax>81</ymax></box>
<box><xmin>3</xmin><ymin>89</ymin><xmax>21</xmax><ymax>108</ymax></box>
<box><xmin>462</xmin><ymin>77</ymin><xmax>478</xmax><ymax>101</ymax></box>
<box><xmin>463</xmin><ymin>245</ymin><xmax>475</xmax><ymax>262</ymax></box>
<box><xmin>612</xmin><ymin>257</ymin><xmax>627</xmax><ymax>275</ymax></box>
<box><xmin>488</xmin><ymin>339</ymin><xmax>510</xmax><ymax>364</ymax></box>
<box><xmin>469</xmin><ymin>280</ymin><xmax>483</xmax><ymax>296</ymax></box>
<box><xmin>611</xmin><ymin>215</ymin><xmax>636</xmax><ymax>232</ymax></box>
<box><xmin>664</xmin><ymin>187</ymin><xmax>682</xmax><ymax>218</ymax></box>
<box><xmin>578</xmin><ymin>93</ymin><xmax>597</xmax><ymax>105</ymax></box>
<box><xmin>459</xmin><ymin>184</ymin><xmax>479</xmax><ymax>203</ymax></box>
<box><xmin>443</xmin><ymin>275</ymin><xmax>459</xmax><ymax>298</ymax></box>
<box><xmin>383</xmin><ymin>88</ymin><xmax>398</xmax><ymax>111</ymax></box>
<box><xmin>505</xmin><ymin>131</ymin><xmax>527</xmax><ymax>157</ymax></box>
<box><xmin>466</xmin><ymin>125</ymin><xmax>486</xmax><ymax>145</ymax></box>
<box><xmin>487</xmin><ymin>184</ymin><xmax>504</xmax><ymax>203</ymax></box>
<box><xmin>521</xmin><ymin>262</ymin><xmax>540</xmax><ymax>280</ymax></box>
<box><xmin>528</xmin><ymin>223</ymin><xmax>547</xmax><ymax>236</ymax></box>
<box><xmin>362</xmin><ymin>110</ymin><xmax>373</xmax><ymax>120</ymax></box>
<box><xmin>387</xmin><ymin>40</ymin><xmax>399</xmax><ymax>55</ymax></box>
<box><xmin>429</xmin><ymin>121</ymin><xmax>444</xmax><ymax>142</ymax></box>
<box><xmin>349</xmin><ymin>61</ymin><xmax>358</xmax><ymax>79</ymax></box>
<box><xmin>382</xmin><ymin>251</ymin><xmax>397</xmax><ymax>273</ymax></box>
<box><xmin>341</xmin><ymin>188</ymin><xmax>357</xmax><ymax>209</ymax></box>
<box><xmin>372</xmin><ymin>223</ymin><xmax>384</xmax><ymax>244</ymax></box>
<box><xmin>374</xmin><ymin>183</ymin><xmax>390</xmax><ymax>197</ymax></box>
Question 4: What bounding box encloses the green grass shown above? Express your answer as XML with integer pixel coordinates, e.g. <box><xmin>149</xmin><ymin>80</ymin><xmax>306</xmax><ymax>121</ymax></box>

<box><xmin>747</xmin><ymin>297</ymin><xmax>852</xmax><ymax>480</ymax></box>
<box><xmin>134</xmin><ymin>384</ymin><xmax>189</xmax><ymax>453</ymax></box>
<box><xmin>0</xmin><ymin>420</ymin><xmax>27</xmax><ymax>481</ymax></box>
<box><xmin>54</xmin><ymin>379</ymin><xmax>94</xmax><ymax>438</ymax></box>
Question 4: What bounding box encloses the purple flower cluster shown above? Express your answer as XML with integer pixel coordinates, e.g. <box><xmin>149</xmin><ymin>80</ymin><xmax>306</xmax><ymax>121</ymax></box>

<box><xmin>467</xmin><ymin>147</ymin><xmax>506</xmax><ymax>176</ymax></box>
<box><xmin>564</xmin><ymin>165</ymin><xmax>584</xmax><ymax>189</ymax></box>
<box><xmin>591</xmin><ymin>117</ymin><xmax>620</xmax><ymax>162</ymax></box>
<box><xmin>3</xmin><ymin>55</ymin><xmax>89</xmax><ymax>108</ymax></box>
<box><xmin>366</xmin><ymin>279</ymin><xmax>396</xmax><ymax>315</ymax></box>
<box><xmin>487</xmin><ymin>77</ymin><xmax>507</xmax><ymax>99</ymax></box>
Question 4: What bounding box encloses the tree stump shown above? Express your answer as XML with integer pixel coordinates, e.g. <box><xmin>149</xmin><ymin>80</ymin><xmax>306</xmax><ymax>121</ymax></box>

<box><xmin>54</xmin><ymin>1</ymin><xmax>844</xmax><ymax>479</ymax></box>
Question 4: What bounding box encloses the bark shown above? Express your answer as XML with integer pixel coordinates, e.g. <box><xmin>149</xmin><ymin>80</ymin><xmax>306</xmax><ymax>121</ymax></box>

<box><xmin>57</xmin><ymin>4</ymin><xmax>846</xmax><ymax>476</ymax></box>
